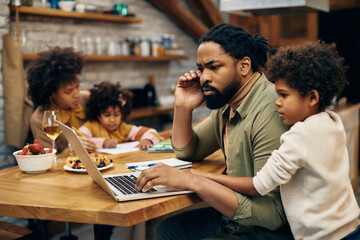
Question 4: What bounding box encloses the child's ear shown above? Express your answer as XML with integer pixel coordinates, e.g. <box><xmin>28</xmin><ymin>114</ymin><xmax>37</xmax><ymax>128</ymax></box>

<box><xmin>308</xmin><ymin>89</ymin><xmax>320</xmax><ymax>107</ymax></box>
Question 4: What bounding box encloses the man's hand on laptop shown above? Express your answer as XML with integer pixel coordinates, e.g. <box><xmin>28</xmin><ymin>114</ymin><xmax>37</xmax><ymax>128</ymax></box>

<box><xmin>135</xmin><ymin>163</ymin><xmax>192</xmax><ymax>192</ymax></box>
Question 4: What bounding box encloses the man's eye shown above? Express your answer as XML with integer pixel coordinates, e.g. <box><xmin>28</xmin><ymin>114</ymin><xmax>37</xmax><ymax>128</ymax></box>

<box><xmin>281</xmin><ymin>94</ymin><xmax>287</xmax><ymax>98</ymax></box>
<box><xmin>197</xmin><ymin>67</ymin><xmax>203</xmax><ymax>72</ymax></box>
<box><xmin>210</xmin><ymin>66</ymin><xmax>219</xmax><ymax>70</ymax></box>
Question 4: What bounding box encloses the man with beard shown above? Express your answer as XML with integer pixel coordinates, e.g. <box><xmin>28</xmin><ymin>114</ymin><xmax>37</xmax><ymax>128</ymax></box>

<box><xmin>136</xmin><ymin>24</ymin><xmax>292</xmax><ymax>239</ymax></box>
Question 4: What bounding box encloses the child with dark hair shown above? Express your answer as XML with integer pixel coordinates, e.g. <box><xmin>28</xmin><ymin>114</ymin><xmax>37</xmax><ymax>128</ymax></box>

<box><xmin>27</xmin><ymin>46</ymin><xmax>97</xmax><ymax>152</ymax></box>
<box><xmin>190</xmin><ymin>41</ymin><xmax>360</xmax><ymax>239</ymax></box>
<box><xmin>79</xmin><ymin>81</ymin><xmax>162</xmax><ymax>149</ymax></box>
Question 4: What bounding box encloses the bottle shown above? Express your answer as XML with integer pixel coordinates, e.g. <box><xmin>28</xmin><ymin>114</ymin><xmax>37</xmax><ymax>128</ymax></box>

<box><xmin>144</xmin><ymin>75</ymin><xmax>157</xmax><ymax>106</ymax></box>
<box><xmin>127</xmin><ymin>37</ymin><xmax>135</xmax><ymax>56</ymax></box>
<box><xmin>140</xmin><ymin>37</ymin><xmax>150</xmax><ymax>57</ymax></box>
<box><xmin>21</xmin><ymin>0</ymin><xmax>32</xmax><ymax>5</ymax></box>
<box><xmin>134</xmin><ymin>37</ymin><xmax>141</xmax><ymax>56</ymax></box>
<box><xmin>120</xmin><ymin>38</ymin><xmax>129</xmax><ymax>56</ymax></box>
<box><xmin>151</xmin><ymin>37</ymin><xmax>159</xmax><ymax>57</ymax></box>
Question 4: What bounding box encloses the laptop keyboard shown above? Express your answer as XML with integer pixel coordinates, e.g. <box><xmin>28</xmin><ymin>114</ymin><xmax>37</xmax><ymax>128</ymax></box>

<box><xmin>105</xmin><ymin>174</ymin><xmax>157</xmax><ymax>195</ymax></box>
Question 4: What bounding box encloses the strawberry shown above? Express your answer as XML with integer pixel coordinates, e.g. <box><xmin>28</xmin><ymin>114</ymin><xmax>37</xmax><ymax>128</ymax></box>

<box><xmin>28</xmin><ymin>143</ymin><xmax>44</xmax><ymax>155</ymax></box>
<box><xmin>45</xmin><ymin>149</ymin><xmax>52</xmax><ymax>154</ymax></box>
<box><xmin>21</xmin><ymin>145</ymin><xmax>30</xmax><ymax>155</ymax></box>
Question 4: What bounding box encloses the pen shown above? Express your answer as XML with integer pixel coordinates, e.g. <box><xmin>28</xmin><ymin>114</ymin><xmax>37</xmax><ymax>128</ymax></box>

<box><xmin>71</xmin><ymin>126</ymin><xmax>101</xmax><ymax>149</ymax></box>
<box><xmin>127</xmin><ymin>163</ymin><xmax>157</xmax><ymax>169</ymax></box>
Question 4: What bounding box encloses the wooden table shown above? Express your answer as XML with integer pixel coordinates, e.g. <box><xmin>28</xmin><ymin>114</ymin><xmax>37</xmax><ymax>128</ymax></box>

<box><xmin>0</xmin><ymin>149</ymin><xmax>225</xmax><ymax>227</ymax></box>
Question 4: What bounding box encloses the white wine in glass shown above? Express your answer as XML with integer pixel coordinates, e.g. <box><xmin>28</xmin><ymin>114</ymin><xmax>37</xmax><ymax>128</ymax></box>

<box><xmin>42</xmin><ymin>110</ymin><xmax>62</xmax><ymax>161</ymax></box>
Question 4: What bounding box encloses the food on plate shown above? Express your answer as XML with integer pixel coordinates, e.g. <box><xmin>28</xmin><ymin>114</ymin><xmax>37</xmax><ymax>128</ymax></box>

<box><xmin>17</xmin><ymin>139</ymin><xmax>52</xmax><ymax>155</ymax></box>
<box><xmin>66</xmin><ymin>153</ymin><xmax>112</xmax><ymax>169</ymax></box>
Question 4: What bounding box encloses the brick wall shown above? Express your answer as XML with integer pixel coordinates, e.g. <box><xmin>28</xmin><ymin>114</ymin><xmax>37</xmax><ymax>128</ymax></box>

<box><xmin>0</xmin><ymin>0</ymin><xmax>16</xmax><ymax>169</ymax></box>
<box><xmin>0</xmin><ymin>0</ymin><xmax>212</xmax><ymax>168</ymax></box>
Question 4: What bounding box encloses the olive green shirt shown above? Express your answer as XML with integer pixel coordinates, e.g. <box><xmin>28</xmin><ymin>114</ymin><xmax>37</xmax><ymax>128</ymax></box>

<box><xmin>173</xmin><ymin>73</ymin><xmax>289</xmax><ymax>233</ymax></box>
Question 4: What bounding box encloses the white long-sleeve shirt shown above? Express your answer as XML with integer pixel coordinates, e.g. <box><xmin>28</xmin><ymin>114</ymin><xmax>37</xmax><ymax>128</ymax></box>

<box><xmin>253</xmin><ymin>111</ymin><xmax>359</xmax><ymax>240</ymax></box>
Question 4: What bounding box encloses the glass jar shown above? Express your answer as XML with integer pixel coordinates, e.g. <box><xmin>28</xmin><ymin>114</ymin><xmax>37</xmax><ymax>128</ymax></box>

<box><xmin>21</xmin><ymin>0</ymin><xmax>32</xmax><ymax>6</ymax></box>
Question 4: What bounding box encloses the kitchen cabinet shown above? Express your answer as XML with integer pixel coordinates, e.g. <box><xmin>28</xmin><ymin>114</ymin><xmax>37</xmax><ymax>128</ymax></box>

<box><xmin>230</xmin><ymin>12</ymin><xmax>318</xmax><ymax>48</ymax></box>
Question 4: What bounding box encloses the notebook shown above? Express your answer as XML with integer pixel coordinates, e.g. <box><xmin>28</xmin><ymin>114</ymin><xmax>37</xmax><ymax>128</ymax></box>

<box><xmin>126</xmin><ymin>158</ymin><xmax>192</xmax><ymax>171</ymax></box>
<box><xmin>57</xmin><ymin>121</ymin><xmax>193</xmax><ymax>202</ymax></box>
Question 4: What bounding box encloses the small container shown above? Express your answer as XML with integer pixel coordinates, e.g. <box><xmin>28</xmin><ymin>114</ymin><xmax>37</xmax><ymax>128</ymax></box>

<box><xmin>120</xmin><ymin>39</ymin><xmax>129</xmax><ymax>56</ymax></box>
<box><xmin>49</xmin><ymin>0</ymin><xmax>58</xmax><ymax>9</ymax></box>
<box><xmin>134</xmin><ymin>38</ymin><xmax>141</xmax><ymax>56</ymax></box>
<box><xmin>151</xmin><ymin>37</ymin><xmax>160</xmax><ymax>57</ymax></box>
<box><xmin>140</xmin><ymin>37</ymin><xmax>150</xmax><ymax>57</ymax></box>
<box><xmin>11</xmin><ymin>0</ymin><xmax>22</xmax><ymax>6</ymax></box>
<box><xmin>113</xmin><ymin>4</ymin><xmax>128</xmax><ymax>16</ymax></box>
<box><xmin>13</xmin><ymin>148</ymin><xmax>57</xmax><ymax>174</ymax></box>
<box><xmin>127</xmin><ymin>37</ymin><xmax>135</xmax><ymax>56</ymax></box>
<box><xmin>158</xmin><ymin>45</ymin><xmax>166</xmax><ymax>56</ymax></box>
<box><xmin>21</xmin><ymin>0</ymin><xmax>32</xmax><ymax>6</ymax></box>
<box><xmin>58</xmin><ymin>1</ymin><xmax>75</xmax><ymax>11</ymax></box>
<box><xmin>121</xmin><ymin>4</ymin><xmax>128</xmax><ymax>16</ymax></box>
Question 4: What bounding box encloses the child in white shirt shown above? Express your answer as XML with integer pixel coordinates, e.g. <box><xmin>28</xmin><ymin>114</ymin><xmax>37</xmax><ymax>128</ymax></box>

<box><xmin>190</xmin><ymin>41</ymin><xmax>360</xmax><ymax>240</ymax></box>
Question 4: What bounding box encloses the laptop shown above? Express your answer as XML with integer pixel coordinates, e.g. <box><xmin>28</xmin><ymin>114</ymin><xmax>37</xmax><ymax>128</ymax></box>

<box><xmin>57</xmin><ymin>121</ymin><xmax>193</xmax><ymax>202</ymax></box>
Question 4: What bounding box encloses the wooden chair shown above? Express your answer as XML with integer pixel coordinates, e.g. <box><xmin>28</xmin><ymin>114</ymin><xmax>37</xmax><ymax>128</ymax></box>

<box><xmin>0</xmin><ymin>220</ymin><xmax>33</xmax><ymax>240</ymax></box>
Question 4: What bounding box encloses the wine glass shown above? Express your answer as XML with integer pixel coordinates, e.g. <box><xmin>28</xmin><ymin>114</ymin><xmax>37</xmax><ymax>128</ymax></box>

<box><xmin>42</xmin><ymin>110</ymin><xmax>62</xmax><ymax>162</ymax></box>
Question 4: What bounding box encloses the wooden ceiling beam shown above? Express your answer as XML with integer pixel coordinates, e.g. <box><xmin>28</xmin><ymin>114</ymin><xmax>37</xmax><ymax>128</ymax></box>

<box><xmin>330</xmin><ymin>0</ymin><xmax>360</xmax><ymax>10</ymax></box>
<box><xmin>185</xmin><ymin>0</ymin><xmax>224</xmax><ymax>28</ymax></box>
<box><xmin>147</xmin><ymin>0</ymin><xmax>208</xmax><ymax>41</ymax></box>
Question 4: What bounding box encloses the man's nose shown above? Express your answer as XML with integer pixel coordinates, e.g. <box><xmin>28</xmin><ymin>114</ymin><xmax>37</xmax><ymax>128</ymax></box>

<box><xmin>200</xmin><ymin>70</ymin><xmax>211</xmax><ymax>85</ymax></box>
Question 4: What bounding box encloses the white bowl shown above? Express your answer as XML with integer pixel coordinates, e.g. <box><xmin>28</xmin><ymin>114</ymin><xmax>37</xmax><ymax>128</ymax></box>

<box><xmin>13</xmin><ymin>148</ymin><xmax>57</xmax><ymax>174</ymax></box>
<box><xmin>58</xmin><ymin>1</ymin><xmax>75</xmax><ymax>12</ymax></box>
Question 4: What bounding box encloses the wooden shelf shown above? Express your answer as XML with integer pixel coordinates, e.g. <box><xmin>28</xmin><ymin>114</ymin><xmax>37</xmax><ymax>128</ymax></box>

<box><xmin>11</xmin><ymin>6</ymin><xmax>142</xmax><ymax>23</ymax></box>
<box><xmin>23</xmin><ymin>53</ymin><xmax>189</xmax><ymax>62</ymax></box>
<box><xmin>128</xmin><ymin>105</ymin><xmax>174</xmax><ymax>120</ymax></box>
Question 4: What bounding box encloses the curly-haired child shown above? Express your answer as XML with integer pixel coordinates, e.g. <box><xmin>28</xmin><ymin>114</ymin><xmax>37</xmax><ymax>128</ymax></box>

<box><xmin>27</xmin><ymin>46</ymin><xmax>97</xmax><ymax>152</ymax></box>
<box><xmin>189</xmin><ymin>41</ymin><xmax>360</xmax><ymax>239</ymax></box>
<box><xmin>79</xmin><ymin>81</ymin><xmax>162</xmax><ymax>149</ymax></box>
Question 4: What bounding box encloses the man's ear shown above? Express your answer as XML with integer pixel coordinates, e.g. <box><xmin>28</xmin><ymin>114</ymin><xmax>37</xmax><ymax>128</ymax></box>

<box><xmin>308</xmin><ymin>89</ymin><xmax>320</xmax><ymax>107</ymax></box>
<box><xmin>238</xmin><ymin>57</ymin><xmax>251</xmax><ymax>76</ymax></box>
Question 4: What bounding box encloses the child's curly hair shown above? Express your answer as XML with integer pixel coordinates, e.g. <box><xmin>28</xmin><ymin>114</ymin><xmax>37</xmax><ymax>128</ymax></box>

<box><xmin>266</xmin><ymin>41</ymin><xmax>348</xmax><ymax>110</ymax></box>
<box><xmin>86</xmin><ymin>81</ymin><xmax>133</xmax><ymax>121</ymax></box>
<box><xmin>27</xmin><ymin>46</ymin><xmax>84</xmax><ymax>107</ymax></box>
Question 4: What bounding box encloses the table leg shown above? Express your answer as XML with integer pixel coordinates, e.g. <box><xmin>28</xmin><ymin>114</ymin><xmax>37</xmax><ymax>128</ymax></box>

<box><xmin>60</xmin><ymin>222</ymin><xmax>78</xmax><ymax>240</ymax></box>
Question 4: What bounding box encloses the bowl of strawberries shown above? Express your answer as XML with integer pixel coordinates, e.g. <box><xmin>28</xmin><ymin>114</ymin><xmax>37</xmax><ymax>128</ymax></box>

<box><xmin>13</xmin><ymin>139</ymin><xmax>57</xmax><ymax>174</ymax></box>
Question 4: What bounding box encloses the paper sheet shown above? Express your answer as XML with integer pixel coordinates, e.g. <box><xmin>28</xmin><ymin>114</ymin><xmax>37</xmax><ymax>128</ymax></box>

<box><xmin>97</xmin><ymin>141</ymin><xmax>140</xmax><ymax>154</ymax></box>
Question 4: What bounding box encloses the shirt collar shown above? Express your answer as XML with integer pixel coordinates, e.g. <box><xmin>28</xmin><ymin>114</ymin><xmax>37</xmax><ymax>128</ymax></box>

<box><xmin>220</xmin><ymin>72</ymin><xmax>262</xmax><ymax>118</ymax></box>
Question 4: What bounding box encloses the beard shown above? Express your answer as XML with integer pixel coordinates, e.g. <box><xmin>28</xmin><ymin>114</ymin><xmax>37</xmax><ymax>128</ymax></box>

<box><xmin>201</xmin><ymin>74</ymin><xmax>240</xmax><ymax>110</ymax></box>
